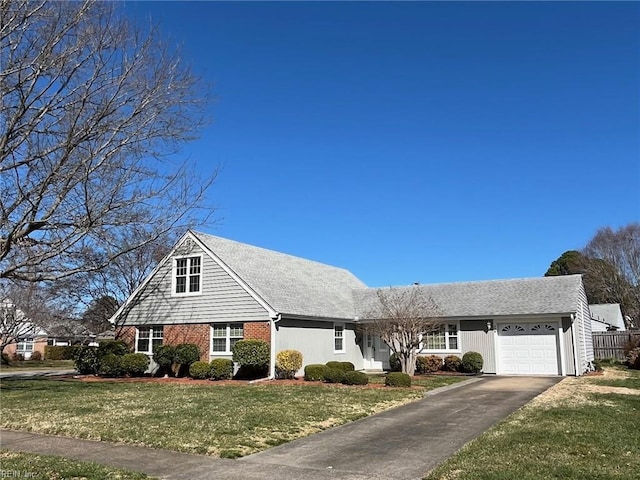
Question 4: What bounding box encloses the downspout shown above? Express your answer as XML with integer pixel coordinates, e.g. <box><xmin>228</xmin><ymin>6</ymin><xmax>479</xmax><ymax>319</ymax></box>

<box><xmin>268</xmin><ymin>314</ymin><xmax>281</xmax><ymax>379</ymax></box>
<box><xmin>570</xmin><ymin>313</ymin><xmax>580</xmax><ymax>376</ymax></box>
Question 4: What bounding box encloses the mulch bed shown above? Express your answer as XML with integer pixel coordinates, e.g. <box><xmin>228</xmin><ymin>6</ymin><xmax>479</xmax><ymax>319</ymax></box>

<box><xmin>55</xmin><ymin>373</ymin><xmax>460</xmax><ymax>389</ymax></box>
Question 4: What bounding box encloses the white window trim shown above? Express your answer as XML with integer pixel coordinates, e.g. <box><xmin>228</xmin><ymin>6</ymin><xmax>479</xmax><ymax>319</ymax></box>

<box><xmin>333</xmin><ymin>323</ymin><xmax>346</xmax><ymax>354</ymax></box>
<box><xmin>16</xmin><ymin>338</ymin><xmax>34</xmax><ymax>352</ymax></box>
<box><xmin>171</xmin><ymin>254</ymin><xmax>203</xmax><ymax>297</ymax></box>
<box><xmin>210</xmin><ymin>323</ymin><xmax>244</xmax><ymax>356</ymax></box>
<box><xmin>419</xmin><ymin>322</ymin><xmax>461</xmax><ymax>353</ymax></box>
<box><xmin>135</xmin><ymin>326</ymin><xmax>164</xmax><ymax>355</ymax></box>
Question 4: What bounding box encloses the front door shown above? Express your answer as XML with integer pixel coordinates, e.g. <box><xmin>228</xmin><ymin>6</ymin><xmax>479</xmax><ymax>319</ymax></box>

<box><xmin>363</xmin><ymin>332</ymin><xmax>389</xmax><ymax>370</ymax></box>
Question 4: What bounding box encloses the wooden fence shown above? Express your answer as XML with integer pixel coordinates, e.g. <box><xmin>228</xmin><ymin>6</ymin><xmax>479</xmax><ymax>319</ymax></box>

<box><xmin>592</xmin><ymin>331</ymin><xmax>640</xmax><ymax>360</ymax></box>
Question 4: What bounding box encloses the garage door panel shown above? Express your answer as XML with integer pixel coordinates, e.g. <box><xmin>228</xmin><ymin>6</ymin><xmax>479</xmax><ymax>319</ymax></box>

<box><xmin>498</xmin><ymin>322</ymin><xmax>559</xmax><ymax>375</ymax></box>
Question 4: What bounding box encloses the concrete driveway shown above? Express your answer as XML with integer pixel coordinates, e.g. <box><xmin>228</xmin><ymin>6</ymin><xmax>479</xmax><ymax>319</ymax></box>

<box><xmin>242</xmin><ymin>376</ymin><xmax>561</xmax><ymax>479</ymax></box>
<box><xmin>0</xmin><ymin>376</ymin><xmax>561</xmax><ymax>480</ymax></box>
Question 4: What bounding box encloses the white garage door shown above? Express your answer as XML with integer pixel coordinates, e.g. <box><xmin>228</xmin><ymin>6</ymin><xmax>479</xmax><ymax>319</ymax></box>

<box><xmin>498</xmin><ymin>323</ymin><xmax>559</xmax><ymax>375</ymax></box>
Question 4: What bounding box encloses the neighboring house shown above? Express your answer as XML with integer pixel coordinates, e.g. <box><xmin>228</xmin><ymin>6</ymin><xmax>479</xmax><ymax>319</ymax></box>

<box><xmin>1</xmin><ymin>299</ymin><xmax>48</xmax><ymax>360</ymax></box>
<box><xmin>589</xmin><ymin>304</ymin><xmax>626</xmax><ymax>332</ymax></box>
<box><xmin>111</xmin><ymin>231</ymin><xmax>595</xmax><ymax>377</ymax></box>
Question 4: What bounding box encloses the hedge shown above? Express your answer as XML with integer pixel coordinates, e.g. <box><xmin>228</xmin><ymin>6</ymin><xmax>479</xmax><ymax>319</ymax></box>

<box><xmin>385</xmin><ymin>372</ymin><xmax>411</xmax><ymax>387</ymax></box>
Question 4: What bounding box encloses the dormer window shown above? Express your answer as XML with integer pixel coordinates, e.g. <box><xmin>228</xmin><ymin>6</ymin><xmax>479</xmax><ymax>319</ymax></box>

<box><xmin>173</xmin><ymin>255</ymin><xmax>202</xmax><ymax>295</ymax></box>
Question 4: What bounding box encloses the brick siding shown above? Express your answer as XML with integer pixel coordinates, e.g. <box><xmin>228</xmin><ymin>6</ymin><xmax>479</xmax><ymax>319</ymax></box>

<box><xmin>164</xmin><ymin>324</ymin><xmax>211</xmax><ymax>361</ymax></box>
<box><xmin>244</xmin><ymin>321</ymin><xmax>271</xmax><ymax>343</ymax></box>
<box><xmin>117</xmin><ymin>326</ymin><xmax>137</xmax><ymax>352</ymax></box>
<box><xmin>118</xmin><ymin>321</ymin><xmax>271</xmax><ymax>362</ymax></box>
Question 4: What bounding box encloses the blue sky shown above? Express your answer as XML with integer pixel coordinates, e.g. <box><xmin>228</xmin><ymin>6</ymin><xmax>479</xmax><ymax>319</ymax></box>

<box><xmin>127</xmin><ymin>1</ymin><xmax>640</xmax><ymax>287</ymax></box>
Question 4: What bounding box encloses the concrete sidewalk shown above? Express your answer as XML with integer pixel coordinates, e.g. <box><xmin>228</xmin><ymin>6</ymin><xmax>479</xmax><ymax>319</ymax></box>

<box><xmin>0</xmin><ymin>376</ymin><xmax>561</xmax><ymax>480</ymax></box>
<box><xmin>0</xmin><ymin>369</ymin><xmax>76</xmax><ymax>379</ymax></box>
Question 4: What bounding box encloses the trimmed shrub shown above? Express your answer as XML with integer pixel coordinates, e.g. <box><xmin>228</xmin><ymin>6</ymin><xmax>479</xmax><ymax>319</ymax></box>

<box><xmin>233</xmin><ymin>340</ymin><xmax>270</xmax><ymax>379</ymax></box>
<box><xmin>1</xmin><ymin>352</ymin><xmax>10</xmax><ymax>365</ymax></box>
<box><xmin>276</xmin><ymin>350</ymin><xmax>303</xmax><ymax>379</ymax></box>
<box><xmin>626</xmin><ymin>347</ymin><xmax>640</xmax><ymax>370</ymax></box>
<box><xmin>210</xmin><ymin>358</ymin><xmax>233</xmax><ymax>380</ymax></box>
<box><xmin>11</xmin><ymin>353</ymin><xmax>24</xmax><ymax>362</ymax></box>
<box><xmin>304</xmin><ymin>364</ymin><xmax>327</xmax><ymax>381</ymax></box>
<box><xmin>74</xmin><ymin>346</ymin><xmax>99</xmax><ymax>374</ymax></box>
<box><xmin>153</xmin><ymin>345</ymin><xmax>176</xmax><ymax>376</ymax></box>
<box><xmin>443</xmin><ymin>355</ymin><xmax>462</xmax><ymax>372</ymax></box>
<box><xmin>462</xmin><ymin>351</ymin><xmax>484</xmax><ymax>374</ymax></box>
<box><xmin>121</xmin><ymin>353</ymin><xmax>149</xmax><ymax>377</ymax></box>
<box><xmin>323</xmin><ymin>367</ymin><xmax>345</xmax><ymax>384</ymax></box>
<box><xmin>416</xmin><ymin>355</ymin><xmax>441</xmax><ymax>374</ymax></box>
<box><xmin>385</xmin><ymin>372</ymin><xmax>411</xmax><ymax>387</ymax></box>
<box><xmin>97</xmin><ymin>340</ymin><xmax>128</xmax><ymax>359</ymax></box>
<box><xmin>389</xmin><ymin>353</ymin><xmax>401</xmax><ymax>372</ymax></box>
<box><xmin>30</xmin><ymin>351</ymin><xmax>42</xmax><ymax>361</ymax></box>
<box><xmin>326</xmin><ymin>361</ymin><xmax>355</xmax><ymax>372</ymax></box>
<box><xmin>342</xmin><ymin>370</ymin><xmax>369</xmax><ymax>385</ymax></box>
<box><xmin>623</xmin><ymin>337</ymin><xmax>640</xmax><ymax>356</ymax></box>
<box><xmin>339</xmin><ymin>361</ymin><xmax>355</xmax><ymax>372</ymax></box>
<box><xmin>189</xmin><ymin>361</ymin><xmax>212</xmax><ymax>379</ymax></box>
<box><xmin>45</xmin><ymin>345</ymin><xmax>74</xmax><ymax>360</ymax></box>
<box><xmin>99</xmin><ymin>353</ymin><xmax>124</xmax><ymax>377</ymax></box>
<box><xmin>174</xmin><ymin>343</ymin><xmax>201</xmax><ymax>377</ymax></box>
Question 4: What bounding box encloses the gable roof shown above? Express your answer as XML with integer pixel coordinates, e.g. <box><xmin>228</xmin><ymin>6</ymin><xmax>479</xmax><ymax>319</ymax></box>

<box><xmin>589</xmin><ymin>303</ymin><xmax>625</xmax><ymax>330</ymax></box>
<box><xmin>192</xmin><ymin>231</ymin><xmax>367</xmax><ymax>320</ymax></box>
<box><xmin>354</xmin><ymin>275</ymin><xmax>584</xmax><ymax>319</ymax></box>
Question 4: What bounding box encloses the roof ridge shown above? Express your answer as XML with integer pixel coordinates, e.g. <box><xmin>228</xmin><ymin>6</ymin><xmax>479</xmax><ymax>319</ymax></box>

<box><xmin>362</xmin><ymin>274</ymin><xmax>582</xmax><ymax>290</ymax></box>
<box><xmin>192</xmin><ymin>231</ymin><xmax>357</xmax><ymax>275</ymax></box>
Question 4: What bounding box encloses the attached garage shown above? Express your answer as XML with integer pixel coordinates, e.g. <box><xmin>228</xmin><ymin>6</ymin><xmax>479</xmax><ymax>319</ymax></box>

<box><xmin>498</xmin><ymin>322</ymin><xmax>560</xmax><ymax>375</ymax></box>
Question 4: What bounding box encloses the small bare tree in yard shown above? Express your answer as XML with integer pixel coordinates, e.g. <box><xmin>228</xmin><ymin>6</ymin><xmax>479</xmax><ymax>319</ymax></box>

<box><xmin>1</xmin><ymin>0</ymin><xmax>216</xmax><ymax>285</ymax></box>
<box><xmin>362</xmin><ymin>286</ymin><xmax>441</xmax><ymax>376</ymax></box>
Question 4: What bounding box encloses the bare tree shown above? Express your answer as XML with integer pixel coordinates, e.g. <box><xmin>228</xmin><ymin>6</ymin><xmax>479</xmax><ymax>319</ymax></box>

<box><xmin>583</xmin><ymin>223</ymin><xmax>640</xmax><ymax>325</ymax></box>
<box><xmin>0</xmin><ymin>282</ymin><xmax>57</xmax><ymax>355</ymax></box>
<box><xmin>0</xmin><ymin>0</ymin><xmax>216</xmax><ymax>284</ymax></box>
<box><xmin>360</xmin><ymin>286</ymin><xmax>441</xmax><ymax>375</ymax></box>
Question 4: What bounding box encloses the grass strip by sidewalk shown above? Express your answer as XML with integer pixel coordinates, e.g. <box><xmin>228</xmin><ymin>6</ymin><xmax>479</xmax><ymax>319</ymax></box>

<box><xmin>424</xmin><ymin>367</ymin><xmax>640</xmax><ymax>480</ymax></box>
<box><xmin>0</xmin><ymin>450</ymin><xmax>155</xmax><ymax>480</ymax></box>
<box><xmin>0</xmin><ymin>360</ymin><xmax>75</xmax><ymax>372</ymax></box>
<box><xmin>0</xmin><ymin>375</ymin><xmax>464</xmax><ymax>458</ymax></box>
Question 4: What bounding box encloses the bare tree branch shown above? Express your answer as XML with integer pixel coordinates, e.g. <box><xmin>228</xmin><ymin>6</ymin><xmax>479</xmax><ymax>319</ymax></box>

<box><xmin>1</xmin><ymin>0</ymin><xmax>216</xmax><ymax>283</ymax></box>
<box><xmin>359</xmin><ymin>286</ymin><xmax>441</xmax><ymax>375</ymax></box>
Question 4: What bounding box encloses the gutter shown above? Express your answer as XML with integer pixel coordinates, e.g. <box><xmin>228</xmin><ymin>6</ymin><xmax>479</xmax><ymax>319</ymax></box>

<box><xmin>570</xmin><ymin>312</ymin><xmax>580</xmax><ymax>376</ymax></box>
<box><xmin>268</xmin><ymin>313</ymin><xmax>281</xmax><ymax>379</ymax></box>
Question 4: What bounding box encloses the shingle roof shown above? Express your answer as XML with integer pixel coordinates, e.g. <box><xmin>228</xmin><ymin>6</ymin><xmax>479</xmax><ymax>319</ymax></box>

<box><xmin>354</xmin><ymin>275</ymin><xmax>583</xmax><ymax>318</ymax></box>
<box><xmin>192</xmin><ymin>232</ymin><xmax>367</xmax><ymax>319</ymax></box>
<box><xmin>589</xmin><ymin>303</ymin><xmax>625</xmax><ymax>330</ymax></box>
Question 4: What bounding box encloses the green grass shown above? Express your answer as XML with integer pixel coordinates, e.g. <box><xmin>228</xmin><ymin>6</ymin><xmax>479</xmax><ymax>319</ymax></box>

<box><xmin>0</xmin><ymin>375</ymin><xmax>465</xmax><ymax>458</ymax></box>
<box><xmin>0</xmin><ymin>450</ymin><xmax>155</xmax><ymax>480</ymax></box>
<box><xmin>424</xmin><ymin>368</ymin><xmax>640</xmax><ymax>480</ymax></box>
<box><xmin>368</xmin><ymin>374</ymin><xmax>469</xmax><ymax>389</ymax></box>
<box><xmin>0</xmin><ymin>360</ymin><xmax>75</xmax><ymax>371</ymax></box>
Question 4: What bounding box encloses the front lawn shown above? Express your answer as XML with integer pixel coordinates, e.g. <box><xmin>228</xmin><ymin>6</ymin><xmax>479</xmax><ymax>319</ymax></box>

<box><xmin>0</xmin><ymin>375</ymin><xmax>466</xmax><ymax>458</ymax></box>
<box><xmin>0</xmin><ymin>450</ymin><xmax>156</xmax><ymax>480</ymax></box>
<box><xmin>425</xmin><ymin>367</ymin><xmax>640</xmax><ymax>480</ymax></box>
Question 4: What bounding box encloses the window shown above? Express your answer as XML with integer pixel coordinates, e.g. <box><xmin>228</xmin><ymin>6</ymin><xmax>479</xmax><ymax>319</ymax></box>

<box><xmin>16</xmin><ymin>338</ymin><xmax>34</xmax><ymax>353</ymax></box>
<box><xmin>174</xmin><ymin>256</ymin><xmax>202</xmax><ymax>295</ymax></box>
<box><xmin>334</xmin><ymin>323</ymin><xmax>345</xmax><ymax>353</ymax></box>
<box><xmin>211</xmin><ymin>323</ymin><xmax>244</xmax><ymax>354</ymax></box>
<box><xmin>422</xmin><ymin>323</ymin><xmax>459</xmax><ymax>351</ymax></box>
<box><xmin>137</xmin><ymin>326</ymin><xmax>163</xmax><ymax>354</ymax></box>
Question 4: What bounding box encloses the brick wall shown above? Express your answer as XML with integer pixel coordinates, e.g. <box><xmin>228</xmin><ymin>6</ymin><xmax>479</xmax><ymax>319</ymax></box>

<box><xmin>117</xmin><ymin>326</ymin><xmax>137</xmax><ymax>352</ymax></box>
<box><xmin>244</xmin><ymin>321</ymin><xmax>271</xmax><ymax>343</ymax></box>
<box><xmin>118</xmin><ymin>321</ymin><xmax>271</xmax><ymax>362</ymax></box>
<box><xmin>2</xmin><ymin>337</ymin><xmax>47</xmax><ymax>360</ymax></box>
<box><xmin>165</xmin><ymin>324</ymin><xmax>210</xmax><ymax>361</ymax></box>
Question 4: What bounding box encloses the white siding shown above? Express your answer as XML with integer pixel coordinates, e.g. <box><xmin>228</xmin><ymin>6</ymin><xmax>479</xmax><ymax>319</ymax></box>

<box><xmin>121</xmin><ymin>242</ymin><xmax>271</xmax><ymax>325</ymax></box>
<box><xmin>275</xmin><ymin>318</ymin><xmax>364</xmax><ymax>375</ymax></box>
